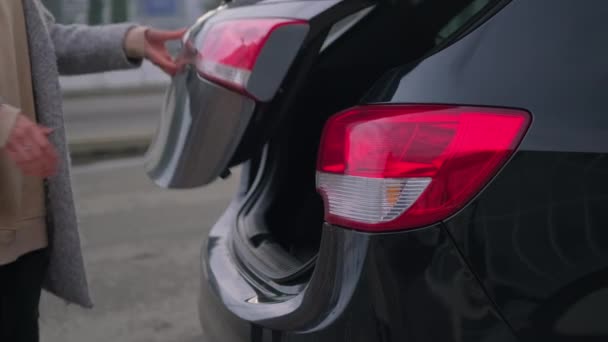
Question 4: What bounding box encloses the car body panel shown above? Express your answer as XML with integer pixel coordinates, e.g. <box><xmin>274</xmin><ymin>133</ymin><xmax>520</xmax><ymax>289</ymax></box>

<box><xmin>365</xmin><ymin>0</ymin><xmax>608</xmax><ymax>154</ymax></box>
<box><xmin>145</xmin><ymin>71</ymin><xmax>256</xmax><ymax>188</ymax></box>
<box><xmin>195</xmin><ymin>0</ymin><xmax>608</xmax><ymax>341</ymax></box>
<box><xmin>445</xmin><ymin>151</ymin><xmax>608</xmax><ymax>341</ymax></box>
<box><xmin>363</xmin><ymin>0</ymin><xmax>608</xmax><ymax>340</ymax></box>
<box><xmin>202</xmin><ymin>209</ymin><xmax>518</xmax><ymax>341</ymax></box>
<box><xmin>213</xmin><ymin>0</ymin><xmax>341</xmax><ymax>21</ymax></box>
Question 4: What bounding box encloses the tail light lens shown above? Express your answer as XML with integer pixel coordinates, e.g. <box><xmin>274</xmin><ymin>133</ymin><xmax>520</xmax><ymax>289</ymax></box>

<box><xmin>316</xmin><ymin>105</ymin><xmax>531</xmax><ymax>231</ymax></box>
<box><xmin>195</xmin><ymin>18</ymin><xmax>307</xmax><ymax>98</ymax></box>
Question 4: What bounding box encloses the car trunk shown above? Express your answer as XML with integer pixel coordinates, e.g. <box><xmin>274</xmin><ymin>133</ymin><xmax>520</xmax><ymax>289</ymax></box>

<box><xmin>228</xmin><ymin>0</ymin><xmax>502</xmax><ymax>287</ymax></box>
<box><xmin>146</xmin><ymin>0</ymin><xmax>505</xmax><ymax>289</ymax></box>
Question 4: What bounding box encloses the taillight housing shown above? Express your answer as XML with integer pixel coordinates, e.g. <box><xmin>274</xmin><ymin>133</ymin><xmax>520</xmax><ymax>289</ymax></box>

<box><xmin>316</xmin><ymin>105</ymin><xmax>531</xmax><ymax>232</ymax></box>
<box><xmin>195</xmin><ymin>18</ymin><xmax>308</xmax><ymax>100</ymax></box>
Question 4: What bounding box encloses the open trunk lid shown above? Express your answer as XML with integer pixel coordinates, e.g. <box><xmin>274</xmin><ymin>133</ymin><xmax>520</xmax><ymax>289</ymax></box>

<box><xmin>144</xmin><ymin>0</ymin><xmax>367</xmax><ymax>188</ymax></box>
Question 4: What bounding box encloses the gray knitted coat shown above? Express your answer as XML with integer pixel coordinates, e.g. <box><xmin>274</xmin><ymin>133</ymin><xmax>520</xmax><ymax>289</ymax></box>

<box><xmin>21</xmin><ymin>0</ymin><xmax>141</xmax><ymax>307</ymax></box>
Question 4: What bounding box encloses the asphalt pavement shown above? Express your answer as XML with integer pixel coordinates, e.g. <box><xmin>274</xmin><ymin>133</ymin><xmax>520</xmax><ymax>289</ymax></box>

<box><xmin>39</xmin><ymin>157</ymin><xmax>239</xmax><ymax>342</ymax></box>
<box><xmin>34</xmin><ymin>87</ymin><xmax>239</xmax><ymax>341</ymax></box>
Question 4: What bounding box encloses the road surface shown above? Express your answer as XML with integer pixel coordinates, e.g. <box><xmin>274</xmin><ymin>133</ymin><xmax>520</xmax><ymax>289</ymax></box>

<box><xmin>40</xmin><ymin>158</ymin><xmax>239</xmax><ymax>342</ymax></box>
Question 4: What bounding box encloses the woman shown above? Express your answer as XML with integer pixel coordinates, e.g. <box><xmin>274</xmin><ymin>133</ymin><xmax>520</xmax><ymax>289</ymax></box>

<box><xmin>0</xmin><ymin>0</ymin><xmax>184</xmax><ymax>340</ymax></box>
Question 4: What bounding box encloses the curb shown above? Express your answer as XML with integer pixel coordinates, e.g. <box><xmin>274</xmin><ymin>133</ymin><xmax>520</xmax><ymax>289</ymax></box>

<box><xmin>69</xmin><ymin>135</ymin><xmax>153</xmax><ymax>164</ymax></box>
<box><xmin>62</xmin><ymin>84</ymin><xmax>169</xmax><ymax>99</ymax></box>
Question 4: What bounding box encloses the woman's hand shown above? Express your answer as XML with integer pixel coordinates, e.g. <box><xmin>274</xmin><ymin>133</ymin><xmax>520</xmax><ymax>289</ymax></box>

<box><xmin>125</xmin><ymin>27</ymin><xmax>187</xmax><ymax>76</ymax></box>
<box><xmin>144</xmin><ymin>29</ymin><xmax>187</xmax><ymax>76</ymax></box>
<box><xmin>5</xmin><ymin>114</ymin><xmax>58</xmax><ymax>178</ymax></box>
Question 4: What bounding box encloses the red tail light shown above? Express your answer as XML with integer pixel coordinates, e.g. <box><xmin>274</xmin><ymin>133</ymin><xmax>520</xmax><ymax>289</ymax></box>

<box><xmin>316</xmin><ymin>105</ymin><xmax>531</xmax><ymax>232</ymax></box>
<box><xmin>196</xmin><ymin>18</ymin><xmax>307</xmax><ymax>97</ymax></box>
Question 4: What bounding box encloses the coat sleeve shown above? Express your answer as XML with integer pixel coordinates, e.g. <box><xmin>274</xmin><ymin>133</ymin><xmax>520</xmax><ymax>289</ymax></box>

<box><xmin>36</xmin><ymin>0</ymin><xmax>143</xmax><ymax>75</ymax></box>
<box><xmin>50</xmin><ymin>23</ymin><xmax>144</xmax><ymax>75</ymax></box>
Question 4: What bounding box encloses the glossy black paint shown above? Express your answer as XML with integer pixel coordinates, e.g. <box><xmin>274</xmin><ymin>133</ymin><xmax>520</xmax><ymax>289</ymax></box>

<box><xmin>363</xmin><ymin>0</ymin><xmax>608</xmax><ymax>340</ymax></box>
<box><xmin>366</xmin><ymin>0</ymin><xmax>608</xmax><ymax>154</ymax></box>
<box><xmin>202</xmin><ymin>209</ymin><xmax>518</xmax><ymax>342</ymax></box>
<box><xmin>247</xmin><ymin>24</ymin><xmax>309</xmax><ymax>102</ymax></box>
<box><xmin>197</xmin><ymin>0</ymin><xmax>608</xmax><ymax>341</ymax></box>
<box><xmin>445</xmin><ymin>152</ymin><xmax>608</xmax><ymax>341</ymax></box>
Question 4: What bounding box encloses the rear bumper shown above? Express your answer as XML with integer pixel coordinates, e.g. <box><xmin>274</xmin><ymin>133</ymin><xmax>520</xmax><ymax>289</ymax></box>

<box><xmin>199</xmin><ymin>206</ymin><xmax>519</xmax><ymax>342</ymax></box>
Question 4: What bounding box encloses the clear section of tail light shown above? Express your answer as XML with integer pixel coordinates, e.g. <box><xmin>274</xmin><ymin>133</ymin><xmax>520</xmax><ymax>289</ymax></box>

<box><xmin>195</xmin><ymin>18</ymin><xmax>306</xmax><ymax>97</ymax></box>
<box><xmin>316</xmin><ymin>173</ymin><xmax>431</xmax><ymax>224</ymax></box>
<box><xmin>316</xmin><ymin>105</ymin><xmax>531</xmax><ymax>232</ymax></box>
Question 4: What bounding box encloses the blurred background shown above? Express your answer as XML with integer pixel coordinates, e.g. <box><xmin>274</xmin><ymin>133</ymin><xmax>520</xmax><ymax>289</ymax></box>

<box><xmin>45</xmin><ymin>0</ymin><xmax>222</xmax><ymax>157</ymax></box>
<box><xmin>49</xmin><ymin>0</ymin><xmax>219</xmax><ymax>92</ymax></box>
<box><xmin>38</xmin><ymin>1</ymin><xmax>233</xmax><ymax>341</ymax></box>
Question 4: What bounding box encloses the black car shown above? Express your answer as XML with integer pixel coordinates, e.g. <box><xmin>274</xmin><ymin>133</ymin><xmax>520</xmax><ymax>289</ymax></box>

<box><xmin>145</xmin><ymin>0</ymin><xmax>608</xmax><ymax>341</ymax></box>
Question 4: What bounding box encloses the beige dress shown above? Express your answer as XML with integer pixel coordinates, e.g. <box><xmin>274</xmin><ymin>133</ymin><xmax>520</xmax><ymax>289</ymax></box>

<box><xmin>0</xmin><ymin>0</ymin><xmax>48</xmax><ymax>265</ymax></box>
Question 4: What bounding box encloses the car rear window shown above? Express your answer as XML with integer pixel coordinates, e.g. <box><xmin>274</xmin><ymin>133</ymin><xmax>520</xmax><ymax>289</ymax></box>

<box><xmin>435</xmin><ymin>0</ymin><xmax>492</xmax><ymax>45</ymax></box>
